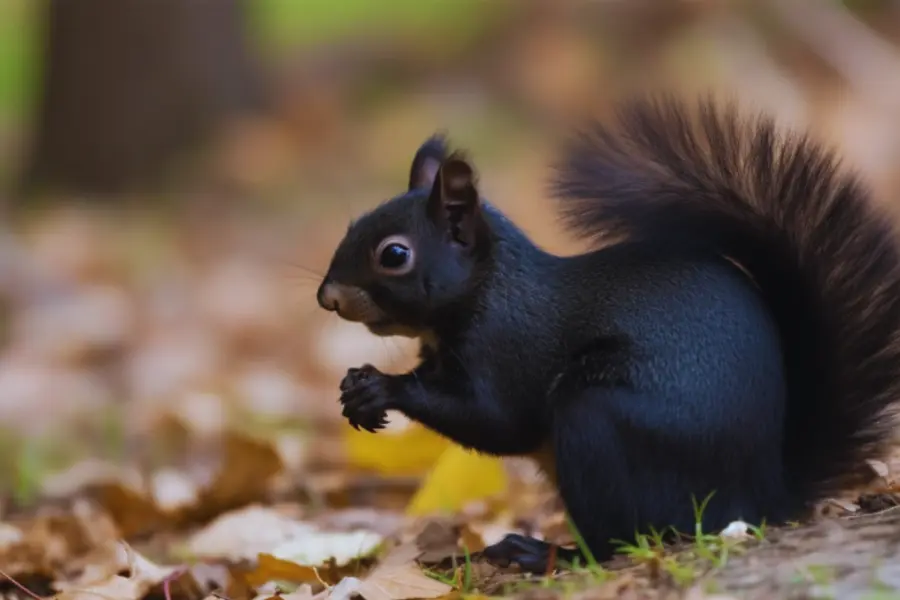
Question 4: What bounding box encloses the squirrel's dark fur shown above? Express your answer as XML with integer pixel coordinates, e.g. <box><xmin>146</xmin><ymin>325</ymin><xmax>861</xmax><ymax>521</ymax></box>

<box><xmin>317</xmin><ymin>96</ymin><xmax>900</xmax><ymax>571</ymax></box>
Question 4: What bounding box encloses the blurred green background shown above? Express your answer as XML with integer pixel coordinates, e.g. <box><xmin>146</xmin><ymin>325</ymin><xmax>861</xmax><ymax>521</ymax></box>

<box><xmin>0</xmin><ymin>0</ymin><xmax>492</xmax><ymax>124</ymax></box>
<box><xmin>1</xmin><ymin>0</ymin><xmax>900</xmax><ymax>504</ymax></box>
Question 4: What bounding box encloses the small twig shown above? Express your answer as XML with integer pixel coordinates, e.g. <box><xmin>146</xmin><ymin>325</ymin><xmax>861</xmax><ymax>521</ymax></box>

<box><xmin>161</xmin><ymin>567</ymin><xmax>188</xmax><ymax>600</ymax></box>
<box><xmin>312</xmin><ymin>567</ymin><xmax>331</xmax><ymax>590</ymax></box>
<box><xmin>0</xmin><ymin>567</ymin><xmax>44</xmax><ymax>600</ymax></box>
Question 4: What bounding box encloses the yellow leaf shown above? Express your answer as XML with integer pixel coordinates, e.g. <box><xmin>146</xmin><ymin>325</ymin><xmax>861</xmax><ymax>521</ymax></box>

<box><xmin>406</xmin><ymin>446</ymin><xmax>508</xmax><ymax>516</ymax></box>
<box><xmin>344</xmin><ymin>419</ymin><xmax>450</xmax><ymax>476</ymax></box>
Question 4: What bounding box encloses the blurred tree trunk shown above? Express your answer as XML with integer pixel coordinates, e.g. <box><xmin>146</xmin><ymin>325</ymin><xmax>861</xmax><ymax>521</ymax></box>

<box><xmin>21</xmin><ymin>0</ymin><xmax>265</xmax><ymax>195</ymax></box>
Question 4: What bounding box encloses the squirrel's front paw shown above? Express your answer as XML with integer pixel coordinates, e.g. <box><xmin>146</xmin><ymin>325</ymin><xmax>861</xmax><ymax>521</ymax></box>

<box><xmin>339</xmin><ymin>364</ymin><xmax>395</xmax><ymax>433</ymax></box>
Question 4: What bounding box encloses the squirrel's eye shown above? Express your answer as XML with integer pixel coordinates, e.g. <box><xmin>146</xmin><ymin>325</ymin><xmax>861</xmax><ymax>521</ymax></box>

<box><xmin>374</xmin><ymin>235</ymin><xmax>415</xmax><ymax>275</ymax></box>
<box><xmin>380</xmin><ymin>244</ymin><xmax>410</xmax><ymax>268</ymax></box>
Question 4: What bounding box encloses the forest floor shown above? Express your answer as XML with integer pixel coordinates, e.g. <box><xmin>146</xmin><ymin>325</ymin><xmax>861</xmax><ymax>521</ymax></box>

<box><xmin>1</xmin><ymin>140</ymin><xmax>900</xmax><ymax>600</ymax></box>
<box><xmin>4</xmin><ymin>3</ymin><xmax>900</xmax><ymax>598</ymax></box>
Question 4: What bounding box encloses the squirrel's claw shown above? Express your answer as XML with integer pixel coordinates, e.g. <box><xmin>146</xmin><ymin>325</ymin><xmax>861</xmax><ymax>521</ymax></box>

<box><xmin>481</xmin><ymin>534</ymin><xmax>581</xmax><ymax>574</ymax></box>
<box><xmin>340</xmin><ymin>364</ymin><xmax>393</xmax><ymax>433</ymax></box>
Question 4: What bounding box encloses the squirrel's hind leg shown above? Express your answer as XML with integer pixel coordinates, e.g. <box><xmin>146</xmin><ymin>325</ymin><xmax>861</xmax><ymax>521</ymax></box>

<box><xmin>478</xmin><ymin>388</ymin><xmax>636</xmax><ymax>573</ymax></box>
<box><xmin>551</xmin><ymin>384</ymin><xmax>790</xmax><ymax>564</ymax></box>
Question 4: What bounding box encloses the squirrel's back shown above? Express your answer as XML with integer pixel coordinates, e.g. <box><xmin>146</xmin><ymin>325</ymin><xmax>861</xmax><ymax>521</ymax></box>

<box><xmin>552</xmin><ymin>96</ymin><xmax>900</xmax><ymax>503</ymax></box>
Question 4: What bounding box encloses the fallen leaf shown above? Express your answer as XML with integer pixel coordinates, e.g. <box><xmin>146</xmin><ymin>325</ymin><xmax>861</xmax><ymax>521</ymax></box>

<box><xmin>0</xmin><ymin>506</ymin><xmax>118</xmax><ymax>578</ymax></box>
<box><xmin>325</xmin><ymin>577</ymin><xmax>363</xmax><ymax>600</ymax></box>
<box><xmin>407</xmin><ymin>446</ymin><xmax>508</xmax><ymax>516</ymax></box>
<box><xmin>414</xmin><ymin>519</ymin><xmax>463</xmax><ymax>565</ymax></box>
<box><xmin>244</xmin><ymin>553</ymin><xmax>322</xmax><ymax>588</ymax></box>
<box><xmin>187</xmin><ymin>504</ymin><xmax>316</xmax><ymax>561</ymax></box>
<box><xmin>54</xmin><ymin>544</ymin><xmax>195</xmax><ymax>600</ymax></box>
<box><xmin>87</xmin><ymin>480</ymin><xmax>170</xmax><ymax>539</ymax></box>
<box><xmin>271</xmin><ymin>529</ymin><xmax>384</xmax><ymax>567</ymax></box>
<box><xmin>344</xmin><ymin>417</ymin><xmax>451</xmax><ymax>477</ymax></box>
<box><xmin>194</xmin><ymin>431</ymin><xmax>285</xmax><ymax>517</ymax></box>
<box><xmin>356</xmin><ymin>543</ymin><xmax>452</xmax><ymax>600</ymax></box>
<box><xmin>458</xmin><ymin>525</ymin><xmax>485</xmax><ymax>554</ymax></box>
<box><xmin>55</xmin><ymin>572</ymin><xmax>149</xmax><ymax>600</ymax></box>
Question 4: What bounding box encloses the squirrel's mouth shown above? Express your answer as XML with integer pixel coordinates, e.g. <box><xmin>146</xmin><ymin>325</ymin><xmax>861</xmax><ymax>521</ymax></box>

<box><xmin>318</xmin><ymin>281</ymin><xmax>424</xmax><ymax>338</ymax></box>
<box><xmin>318</xmin><ymin>282</ymin><xmax>387</xmax><ymax>323</ymax></box>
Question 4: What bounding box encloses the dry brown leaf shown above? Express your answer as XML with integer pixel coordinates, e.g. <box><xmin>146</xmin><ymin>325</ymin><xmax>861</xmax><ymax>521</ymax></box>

<box><xmin>414</xmin><ymin>518</ymin><xmax>462</xmax><ymax>565</ymax></box>
<box><xmin>0</xmin><ymin>506</ymin><xmax>118</xmax><ymax>578</ymax></box>
<box><xmin>244</xmin><ymin>553</ymin><xmax>323</xmax><ymax>588</ymax></box>
<box><xmin>195</xmin><ymin>431</ymin><xmax>285</xmax><ymax>516</ymax></box>
<box><xmin>62</xmin><ymin>542</ymin><xmax>131</xmax><ymax>589</ymax></box>
<box><xmin>355</xmin><ymin>543</ymin><xmax>452</xmax><ymax>600</ymax></box>
<box><xmin>55</xmin><ymin>572</ymin><xmax>149</xmax><ymax>600</ymax></box>
<box><xmin>87</xmin><ymin>481</ymin><xmax>170</xmax><ymax>538</ymax></box>
<box><xmin>458</xmin><ymin>525</ymin><xmax>485</xmax><ymax>554</ymax></box>
<box><xmin>190</xmin><ymin>563</ymin><xmax>257</xmax><ymax>600</ymax></box>
<box><xmin>54</xmin><ymin>544</ymin><xmax>192</xmax><ymax>600</ymax></box>
<box><xmin>357</xmin><ymin>563</ymin><xmax>451</xmax><ymax>600</ymax></box>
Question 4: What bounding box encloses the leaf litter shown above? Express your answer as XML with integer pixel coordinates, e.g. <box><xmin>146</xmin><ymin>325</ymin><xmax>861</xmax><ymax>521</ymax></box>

<box><xmin>2</xmin><ymin>171</ymin><xmax>900</xmax><ymax>600</ymax></box>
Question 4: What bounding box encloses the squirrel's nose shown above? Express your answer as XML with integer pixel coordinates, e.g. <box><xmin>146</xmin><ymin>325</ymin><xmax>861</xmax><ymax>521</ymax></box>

<box><xmin>317</xmin><ymin>280</ymin><xmax>340</xmax><ymax>312</ymax></box>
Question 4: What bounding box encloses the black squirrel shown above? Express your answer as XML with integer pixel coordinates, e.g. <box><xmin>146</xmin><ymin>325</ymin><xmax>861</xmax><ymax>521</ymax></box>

<box><xmin>316</xmin><ymin>96</ymin><xmax>900</xmax><ymax>571</ymax></box>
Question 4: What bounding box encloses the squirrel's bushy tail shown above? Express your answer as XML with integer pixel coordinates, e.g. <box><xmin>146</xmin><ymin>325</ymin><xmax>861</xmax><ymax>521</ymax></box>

<box><xmin>553</xmin><ymin>95</ymin><xmax>900</xmax><ymax>503</ymax></box>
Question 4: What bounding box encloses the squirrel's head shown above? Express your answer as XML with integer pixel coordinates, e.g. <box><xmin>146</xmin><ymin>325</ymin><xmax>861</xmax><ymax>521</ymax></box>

<box><xmin>316</xmin><ymin>135</ymin><xmax>492</xmax><ymax>338</ymax></box>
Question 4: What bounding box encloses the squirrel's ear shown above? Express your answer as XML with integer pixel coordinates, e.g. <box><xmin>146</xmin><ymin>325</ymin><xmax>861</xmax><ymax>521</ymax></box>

<box><xmin>408</xmin><ymin>134</ymin><xmax>448</xmax><ymax>191</ymax></box>
<box><xmin>427</xmin><ymin>152</ymin><xmax>485</xmax><ymax>248</ymax></box>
